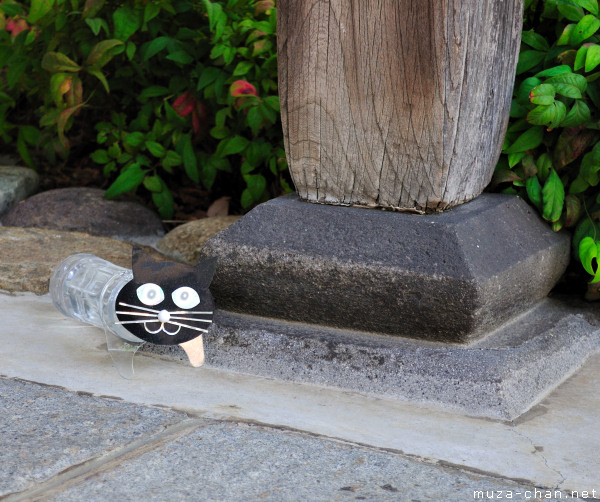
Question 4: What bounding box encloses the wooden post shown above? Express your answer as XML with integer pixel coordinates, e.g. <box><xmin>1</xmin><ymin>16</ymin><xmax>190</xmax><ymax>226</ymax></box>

<box><xmin>278</xmin><ymin>0</ymin><xmax>524</xmax><ymax>212</ymax></box>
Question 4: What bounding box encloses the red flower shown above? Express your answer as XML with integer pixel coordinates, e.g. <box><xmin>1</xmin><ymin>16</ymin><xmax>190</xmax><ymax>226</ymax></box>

<box><xmin>173</xmin><ymin>92</ymin><xmax>208</xmax><ymax>138</ymax></box>
<box><xmin>230</xmin><ymin>80</ymin><xmax>258</xmax><ymax>98</ymax></box>
<box><xmin>173</xmin><ymin>91</ymin><xmax>196</xmax><ymax>117</ymax></box>
<box><xmin>255</xmin><ymin>0</ymin><xmax>274</xmax><ymax>15</ymax></box>
<box><xmin>5</xmin><ymin>16</ymin><xmax>28</xmax><ymax>38</ymax></box>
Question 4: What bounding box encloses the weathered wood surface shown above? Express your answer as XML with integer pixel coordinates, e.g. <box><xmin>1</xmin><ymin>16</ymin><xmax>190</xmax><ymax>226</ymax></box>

<box><xmin>278</xmin><ymin>0</ymin><xmax>524</xmax><ymax>212</ymax></box>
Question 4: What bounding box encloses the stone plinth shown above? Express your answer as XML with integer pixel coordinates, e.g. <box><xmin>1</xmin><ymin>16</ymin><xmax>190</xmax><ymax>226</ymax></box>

<box><xmin>201</xmin><ymin>194</ymin><xmax>570</xmax><ymax>343</ymax></box>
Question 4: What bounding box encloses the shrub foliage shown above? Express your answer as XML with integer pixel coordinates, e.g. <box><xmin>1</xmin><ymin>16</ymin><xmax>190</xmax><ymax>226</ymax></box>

<box><xmin>495</xmin><ymin>0</ymin><xmax>600</xmax><ymax>298</ymax></box>
<box><xmin>0</xmin><ymin>0</ymin><xmax>288</xmax><ymax>218</ymax></box>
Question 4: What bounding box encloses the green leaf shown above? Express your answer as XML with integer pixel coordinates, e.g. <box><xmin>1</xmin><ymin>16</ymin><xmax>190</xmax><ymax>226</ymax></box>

<box><xmin>529</xmin><ymin>84</ymin><xmax>556</xmax><ymax>105</ymax></box>
<box><xmin>166</xmin><ymin>50</ymin><xmax>194</xmax><ymax>65</ymax></box>
<box><xmin>143</xmin><ymin>175</ymin><xmax>163</xmax><ymax>193</ymax></box>
<box><xmin>516</xmin><ymin>50</ymin><xmax>546</xmax><ymax>74</ymax></box>
<box><xmin>87</xmin><ymin>68</ymin><xmax>110</xmax><ymax>93</ymax></box>
<box><xmin>579</xmin><ymin>236</ymin><xmax>600</xmax><ymax>279</ymax></box>
<box><xmin>574</xmin><ymin>216</ymin><xmax>600</xmax><ymax>257</ymax></box>
<box><xmin>244</xmin><ymin>173</ymin><xmax>267</xmax><ymax>200</ymax></box>
<box><xmin>126</xmin><ymin>41</ymin><xmax>136</xmax><ymax>61</ymax></box>
<box><xmin>527</xmin><ymin>101</ymin><xmax>567</xmax><ymax>128</ymax></box>
<box><xmin>143</xmin><ymin>2</ymin><xmax>161</xmax><ymax>25</ymax></box>
<box><xmin>39</xmin><ymin>109</ymin><xmax>61</xmax><ymax>128</ymax></box>
<box><xmin>508</xmin><ymin>152</ymin><xmax>527</xmax><ymax>168</ymax></box>
<box><xmin>152</xmin><ymin>190</ymin><xmax>174</xmax><ymax>219</ymax></box>
<box><xmin>575</xmin><ymin>45</ymin><xmax>589</xmax><ymax>70</ymax></box>
<box><xmin>90</xmin><ymin>149</ymin><xmax>110</xmax><ymax>164</ymax></box>
<box><xmin>6</xmin><ymin>59</ymin><xmax>29</xmax><ymax>89</ymax></box>
<box><xmin>149</xmin><ymin>176</ymin><xmax>174</xmax><ymax>219</ymax></box>
<box><xmin>142</xmin><ymin>36</ymin><xmax>171</xmax><ymax>61</ymax></box>
<box><xmin>197</xmin><ymin>67</ymin><xmax>222</xmax><ymax>91</ymax></box>
<box><xmin>557</xmin><ymin>24</ymin><xmax>577</xmax><ymax>45</ymax></box>
<box><xmin>105</xmin><ymin>164</ymin><xmax>147</xmax><ymax>198</ymax></box>
<box><xmin>526</xmin><ymin>175</ymin><xmax>543</xmax><ymax>211</ymax></box>
<box><xmin>565</xmin><ymin>194</ymin><xmax>583</xmax><ymax>227</ymax></box>
<box><xmin>247</xmin><ymin>107</ymin><xmax>262</xmax><ymax>135</ymax></box>
<box><xmin>580</xmin><ymin>151</ymin><xmax>600</xmax><ymax>184</ymax></box>
<box><xmin>124</xmin><ymin>131</ymin><xmax>145</xmax><ymax>148</ymax></box>
<box><xmin>542</xmin><ymin>169</ymin><xmax>565</xmax><ymax>222</ymax></box>
<box><xmin>535</xmin><ymin>65</ymin><xmax>572</xmax><ymax>78</ymax></box>
<box><xmin>28</xmin><ymin>0</ymin><xmax>55</xmax><ymax>23</ymax></box>
<box><xmin>41</xmin><ymin>52</ymin><xmax>81</xmax><ymax>73</ymax></box>
<box><xmin>570</xmin><ymin>175</ymin><xmax>590</xmax><ymax>193</ymax></box>
<box><xmin>241</xmin><ymin>188</ymin><xmax>254</xmax><ymax>208</ymax></box>
<box><xmin>19</xmin><ymin>125</ymin><xmax>39</xmax><ymax>145</ymax></box>
<box><xmin>138</xmin><ymin>86</ymin><xmax>169</xmax><ymax>102</ymax></box>
<box><xmin>586</xmin><ymin>44</ymin><xmax>600</xmax><ymax>71</ymax></box>
<box><xmin>49</xmin><ymin>73</ymin><xmax>71</xmax><ymax>105</ymax></box>
<box><xmin>113</xmin><ymin>6</ymin><xmax>141</xmax><ymax>41</ymax></box>
<box><xmin>85</xmin><ymin>18</ymin><xmax>105</xmax><ymax>36</ymax></box>
<box><xmin>505</xmin><ymin>127</ymin><xmax>544</xmax><ymax>154</ymax></box>
<box><xmin>574</xmin><ymin>0</ymin><xmax>599</xmax><ymax>15</ymax></box>
<box><xmin>560</xmin><ymin>100</ymin><xmax>591</xmax><ymax>127</ymax></box>
<box><xmin>216</xmin><ymin>135</ymin><xmax>250</xmax><ymax>157</ymax></box>
<box><xmin>145</xmin><ymin>141</ymin><xmax>166</xmax><ymax>158</ymax></box>
<box><xmin>57</xmin><ymin>104</ymin><xmax>85</xmax><ymax>149</ymax></box>
<box><xmin>17</xmin><ymin>127</ymin><xmax>36</xmax><ymax>169</ymax></box>
<box><xmin>521</xmin><ymin>29</ymin><xmax>550</xmax><ymax>51</ymax></box>
<box><xmin>570</xmin><ymin>14</ymin><xmax>600</xmax><ymax>44</ymax></box>
<box><xmin>558</xmin><ymin>3</ymin><xmax>585</xmax><ymax>22</ymax></box>
<box><xmin>162</xmin><ymin>150</ymin><xmax>182</xmax><ymax>170</ymax></box>
<box><xmin>233</xmin><ymin>61</ymin><xmax>254</xmax><ymax>76</ymax></box>
<box><xmin>86</xmin><ymin>40</ymin><xmax>123</xmax><ymax>68</ymax></box>
<box><xmin>82</xmin><ymin>0</ymin><xmax>106</xmax><ymax>19</ymax></box>
<box><xmin>547</xmin><ymin>72</ymin><xmax>587</xmax><ymax>98</ymax></box>
<box><xmin>182</xmin><ymin>134</ymin><xmax>199</xmax><ymax>183</ymax></box>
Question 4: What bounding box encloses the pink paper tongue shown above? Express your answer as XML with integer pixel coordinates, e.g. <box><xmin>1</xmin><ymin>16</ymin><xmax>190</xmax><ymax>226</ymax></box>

<box><xmin>179</xmin><ymin>336</ymin><xmax>205</xmax><ymax>367</ymax></box>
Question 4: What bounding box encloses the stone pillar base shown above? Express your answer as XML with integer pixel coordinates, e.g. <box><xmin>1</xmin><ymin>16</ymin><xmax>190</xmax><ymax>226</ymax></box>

<box><xmin>201</xmin><ymin>194</ymin><xmax>570</xmax><ymax>343</ymax></box>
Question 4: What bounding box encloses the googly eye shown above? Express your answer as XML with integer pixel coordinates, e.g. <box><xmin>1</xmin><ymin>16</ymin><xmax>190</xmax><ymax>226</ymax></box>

<box><xmin>172</xmin><ymin>287</ymin><xmax>200</xmax><ymax>309</ymax></box>
<box><xmin>136</xmin><ymin>283</ymin><xmax>165</xmax><ymax>306</ymax></box>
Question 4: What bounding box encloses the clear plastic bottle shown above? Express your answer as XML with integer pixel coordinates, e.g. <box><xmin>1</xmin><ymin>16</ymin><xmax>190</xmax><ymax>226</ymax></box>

<box><xmin>50</xmin><ymin>253</ymin><xmax>143</xmax><ymax>343</ymax></box>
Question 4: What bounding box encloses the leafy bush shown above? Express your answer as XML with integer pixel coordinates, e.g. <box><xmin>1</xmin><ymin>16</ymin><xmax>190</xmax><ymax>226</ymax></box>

<box><xmin>494</xmin><ymin>0</ymin><xmax>600</xmax><ymax>298</ymax></box>
<box><xmin>0</xmin><ymin>0</ymin><xmax>289</xmax><ymax>218</ymax></box>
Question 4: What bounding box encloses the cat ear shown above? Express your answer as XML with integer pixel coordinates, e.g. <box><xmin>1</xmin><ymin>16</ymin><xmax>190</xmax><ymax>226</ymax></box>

<box><xmin>131</xmin><ymin>246</ymin><xmax>154</xmax><ymax>273</ymax></box>
<box><xmin>131</xmin><ymin>246</ymin><xmax>168</xmax><ymax>283</ymax></box>
<box><xmin>194</xmin><ymin>256</ymin><xmax>217</xmax><ymax>288</ymax></box>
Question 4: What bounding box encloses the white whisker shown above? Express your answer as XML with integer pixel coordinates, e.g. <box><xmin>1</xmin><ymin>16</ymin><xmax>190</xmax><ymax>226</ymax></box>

<box><xmin>116</xmin><ymin>311</ymin><xmax>156</xmax><ymax>317</ymax></box>
<box><xmin>118</xmin><ymin>302</ymin><xmax>159</xmax><ymax>314</ymax></box>
<box><xmin>115</xmin><ymin>320</ymin><xmax>157</xmax><ymax>325</ymax></box>
<box><xmin>169</xmin><ymin>316</ymin><xmax>213</xmax><ymax>323</ymax></box>
<box><xmin>167</xmin><ymin>321</ymin><xmax>209</xmax><ymax>333</ymax></box>
<box><xmin>170</xmin><ymin>311</ymin><xmax>213</xmax><ymax>315</ymax></box>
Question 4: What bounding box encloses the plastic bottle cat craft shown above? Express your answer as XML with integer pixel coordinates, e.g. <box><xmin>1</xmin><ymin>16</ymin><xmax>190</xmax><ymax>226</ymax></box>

<box><xmin>50</xmin><ymin>247</ymin><xmax>217</xmax><ymax>378</ymax></box>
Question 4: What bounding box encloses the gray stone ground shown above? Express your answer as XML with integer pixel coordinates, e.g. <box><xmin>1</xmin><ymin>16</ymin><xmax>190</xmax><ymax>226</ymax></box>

<box><xmin>0</xmin><ymin>377</ymin><xmax>567</xmax><ymax>502</ymax></box>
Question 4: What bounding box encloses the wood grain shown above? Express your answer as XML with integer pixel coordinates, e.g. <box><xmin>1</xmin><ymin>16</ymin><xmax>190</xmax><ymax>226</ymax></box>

<box><xmin>278</xmin><ymin>0</ymin><xmax>524</xmax><ymax>211</ymax></box>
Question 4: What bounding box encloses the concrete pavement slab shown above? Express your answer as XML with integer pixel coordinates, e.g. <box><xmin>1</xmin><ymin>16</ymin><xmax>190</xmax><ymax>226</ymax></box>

<box><xmin>0</xmin><ymin>292</ymin><xmax>598</xmax><ymax>495</ymax></box>
<box><xmin>50</xmin><ymin>422</ymin><xmax>566</xmax><ymax>502</ymax></box>
<box><xmin>0</xmin><ymin>377</ymin><xmax>568</xmax><ymax>502</ymax></box>
<box><xmin>0</xmin><ymin>377</ymin><xmax>191</xmax><ymax>497</ymax></box>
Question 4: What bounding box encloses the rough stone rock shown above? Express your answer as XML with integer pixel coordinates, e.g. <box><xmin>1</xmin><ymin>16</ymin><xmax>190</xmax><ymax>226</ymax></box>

<box><xmin>1</xmin><ymin>187</ymin><xmax>164</xmax><ymax>240</ymax></box>
<box><xmin>157</xmin><ymin>215</ymin><xmax>241</xmax><ymax>264</ymax></box>
<box><xmin>0</xmin><ymin>166</ymin><xmax>39</xmax><ymax>217</ymax></box>
<box><xmin>0</xmin><ymin>226</ymin><xmax>166</xmax><ymax>294</ymax></box>
<box><xmin>201</xmin><ymin>193</ymin><xmax>571</xmax><ymax>343</ymax></box>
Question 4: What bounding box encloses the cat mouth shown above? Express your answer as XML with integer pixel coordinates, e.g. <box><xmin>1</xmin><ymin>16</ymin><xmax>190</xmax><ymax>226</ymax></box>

<box><xmin>143</xmin><ymin>321</ymin><xmax>181</xmax><ymax>335</ymax></box>
<box><xmin>114</xmin><ymin>302</ymin><xmax>213</xmax><ymax>337</ymax></box>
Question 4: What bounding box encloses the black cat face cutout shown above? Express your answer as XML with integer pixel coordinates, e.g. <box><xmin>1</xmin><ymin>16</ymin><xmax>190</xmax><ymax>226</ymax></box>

<box><xmin>115</xmin><ymin>248</ymin><xmax>216</xmax><ymax>346</ymax></box>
